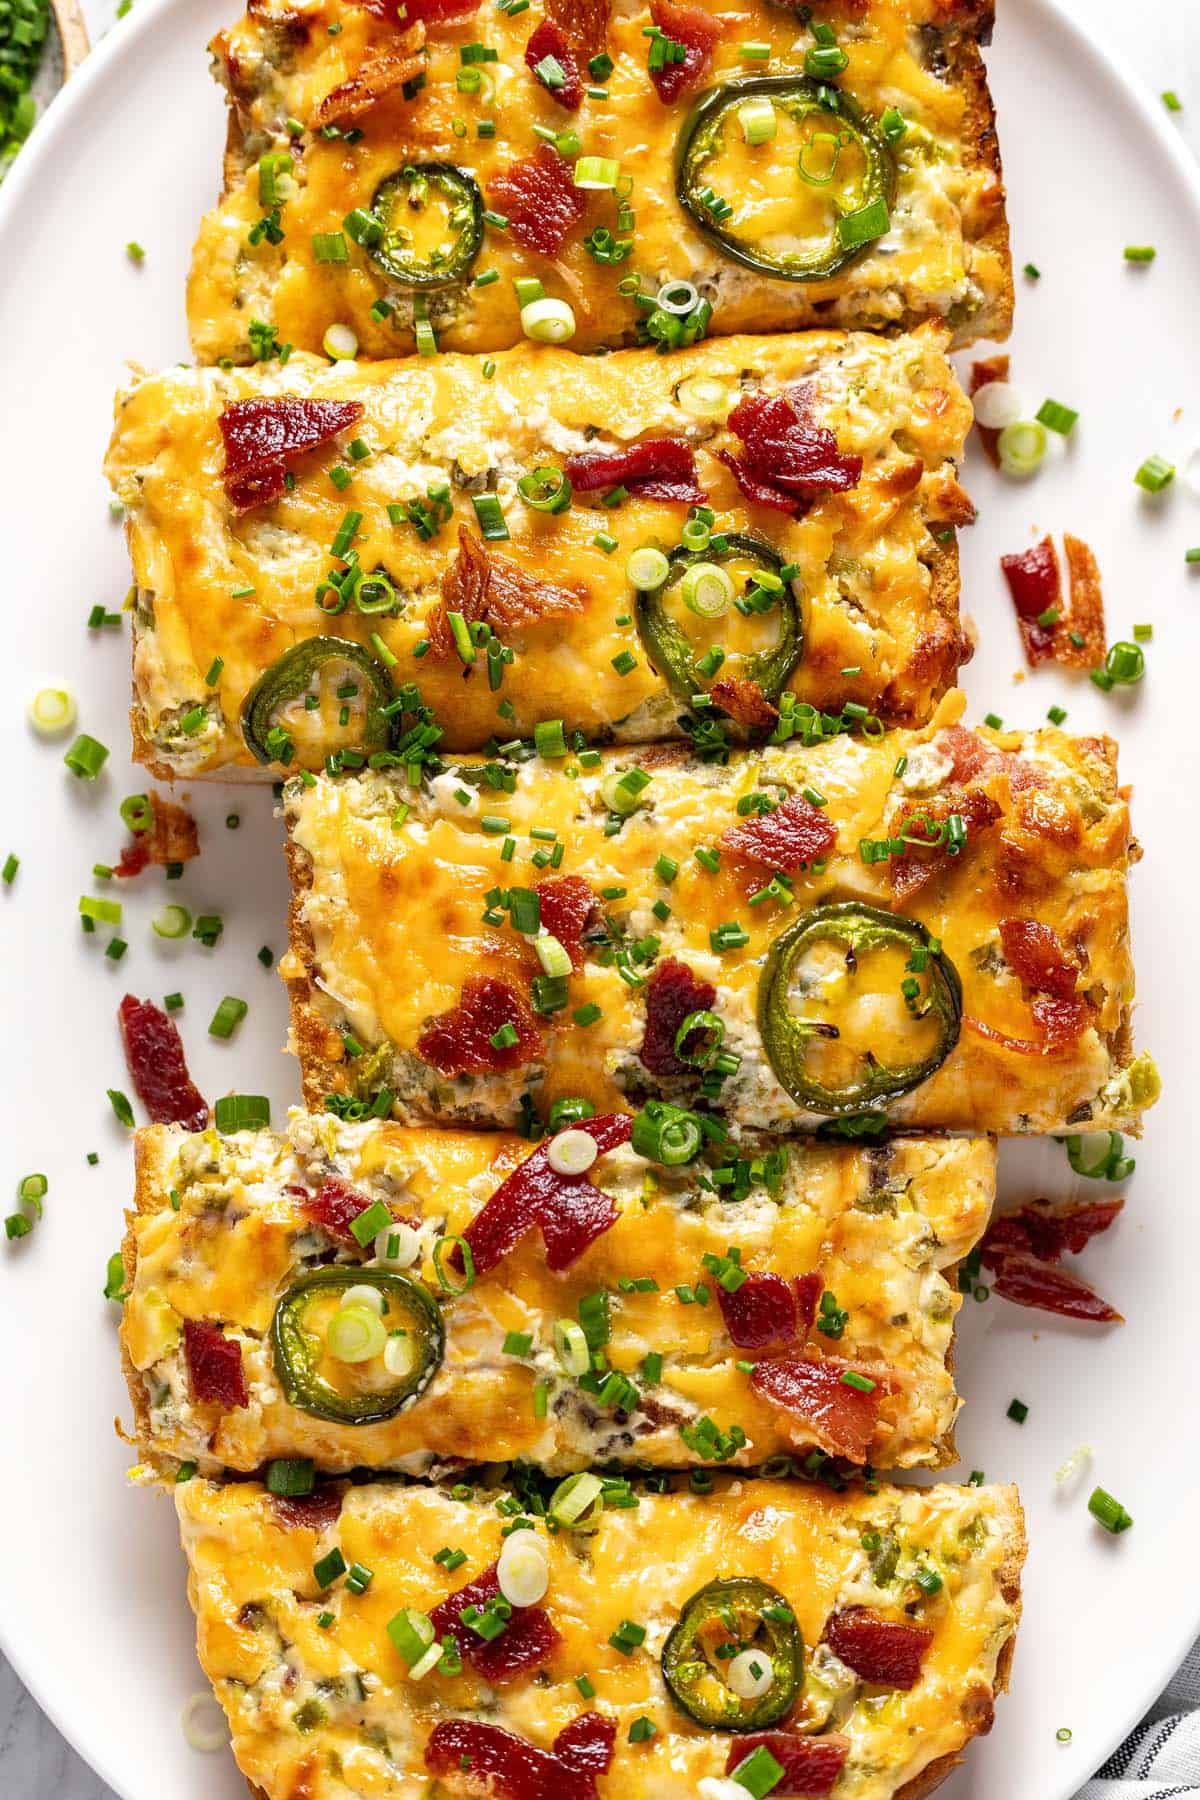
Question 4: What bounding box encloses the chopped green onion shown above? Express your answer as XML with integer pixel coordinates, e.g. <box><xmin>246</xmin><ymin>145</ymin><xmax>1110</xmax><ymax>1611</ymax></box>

<box><xmin>997</xmin><ymin>418</ymin><xmax>1048</xmax><ymax>478</ymax></box>
<box><xmin>1036</xmin><ymin>398</ymin><xmax>1078</xmax><ymax>437</ymax></box>
<box><xmin>681</xmin><ymin>561</ymin><xmax>733</xmax><ymax>618</ymax></box>
<box><xmin>836</xmin><ymin>196</ymin><xmax>890</xmax><ymax>250</ymax></box>
<box><xmin>152</xmin><ymin>904</ymin><xmax>192</xmax><ymax>940</ymax></box>
<box><xmin>1088</xmin><ymin>1486</ymin><xmax>1133</xmax><ymax>1533</ymax></box>
<box><xmin>214</xmin><ymin>1094</ymin><xmax>271</xmax><ymax>1133</ymax></box>
<box><xmin>1135</xmin><ymin>454</ymin><xmax>1175</xmax><ymax>493</ymax></box>
<box><xmin>64</xmin><ymin>733</ymin><xmax>109</xmax><ymax>779</ymax></box>
<box><xmin>266</xmin><ymin>1458</ymin><xmax>314</xmax><ymax>1496</ymax></box>
<box><xmin>737</xmin><ymin>97</ymin><xmax>777</xmax><ymax>145</ymax></box>
<box><xmin>1124</xmin><ymin>244</ymin><xmax>1156</xmax><ymax>263</ymax></box>
<box><xmin>28</xmin><ymin>686</ymin><xmax>77</xmax><ymax>735</ymax></box>
<box><xmin>574</xmin><ymin>155</ymin><xmax>621</xmax><ymax>189</ymax></box>
<box><xmin>107</xmin><ymin>1088</ymin><xmax>135</xmax><ymax>1127</ymax></box>
<box><xmin>322</xmin><ymin>322</ymin><xmax>358</xmax><ymax>360</ymax></box>
<box><xmin>209</xmin><ymin>995</ymin><xmax>249</xmax><ymax>1040</ymax></box>
<box><xmin>521</xmin><ymin>297</ymin><xmax>576</xmax><ymax>343</ymax></box>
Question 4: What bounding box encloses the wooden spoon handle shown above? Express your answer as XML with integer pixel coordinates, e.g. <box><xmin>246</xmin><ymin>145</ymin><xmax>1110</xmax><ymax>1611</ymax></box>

<box><xmin>50</xmin><ymin>0</ymin><xmax>90</xmax><ymax>78</ymax></box>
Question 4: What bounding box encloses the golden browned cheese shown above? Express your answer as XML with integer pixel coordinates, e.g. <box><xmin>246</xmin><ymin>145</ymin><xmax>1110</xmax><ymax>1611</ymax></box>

<box><xmin>122</xmin><ymin>1115</ymin><xmax>996</xmax><ymax>1476</ymax></box>
<box><xmin>281</xmin><ymin>695</ymin><xmax>1156</xmax><ymax>1136</ymax></box>
<box><xmin>104</xmin><ymin>331</ymin><xmax>973</xmax><ymax>774</ymax></box>
<box><xmin>176</xmin><ymin>1473</ymin><xmax>1024</xmax><ymax>1800</ymax></box>
<box><xmin>188</xmin><ymin>0</ymin><xmax>1011</xmax><ymax>363</ymax></box>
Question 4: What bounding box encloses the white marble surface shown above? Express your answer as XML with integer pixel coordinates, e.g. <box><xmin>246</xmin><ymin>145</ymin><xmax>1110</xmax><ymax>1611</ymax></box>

<box><xmin>1</xmin><ymin>0</ymin><xmax>1196</xmax><ymax>1795</ymax></box>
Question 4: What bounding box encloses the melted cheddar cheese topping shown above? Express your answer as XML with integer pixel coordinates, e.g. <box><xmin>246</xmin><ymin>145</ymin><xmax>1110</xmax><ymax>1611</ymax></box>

<box><xmin>188</xmin><ymin>0</ymin><xmax>1010</xmax><ymax>363</ymax></box>
<box><xmin>104</xmin><ymin>331</ymin><xmax>972</xmax><ymax>772</ymax></box>
<box><xmin>283</xmin><ymin>695</ymin><xmax>1150</xmax><ymax>1135</ymax></box>
<box><xmin>123</xmin><ymin>1113</ymin><xmax>995</xmax><ymax>1476</ymax></box>
<box><xmin>176</xmin><ymin>1472</ymin><xmax>1023</xmax><ymax>1800</ymax></box>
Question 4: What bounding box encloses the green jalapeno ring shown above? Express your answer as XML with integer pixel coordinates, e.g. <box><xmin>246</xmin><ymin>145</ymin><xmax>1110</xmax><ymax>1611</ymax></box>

<box><xmin>662</xmin><ymin>1576</ymin><xmax>803</xmax><ymax>1731</ymax></box>
<box><xmin>240</xmin><ymin>636</ymin><xmax>395</xmax><ymax>765</ymax></box>
<box><xmin>271</xmin><ymin>1268</ymin><xmax>445</xmax><ymax>1425</ymax></box>
<box><xmin>676</xmin><ymin>76</ymin><xmax>896</xmax><ymax>283</ymax></box>
<box><xmin>368</xmin><ymin>162</ymin><xmax>484</xmax><ymax>289</ymax></box>
<box><xmin>635</xmin><ymin>532</ymin><xmax>803</xmax><ymax>709</ymax></box>
<box><xmin>758</xmin><ymin>901</ymin><xmax>962</xmax><ymax>1115</ymax></box>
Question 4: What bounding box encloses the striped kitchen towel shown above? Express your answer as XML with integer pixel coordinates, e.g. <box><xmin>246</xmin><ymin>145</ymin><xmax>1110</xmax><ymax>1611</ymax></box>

<box><xmin>1077</xmin><ymin>1640</ymin><xmax>1200</xmax><ymax>1796</ymax></box>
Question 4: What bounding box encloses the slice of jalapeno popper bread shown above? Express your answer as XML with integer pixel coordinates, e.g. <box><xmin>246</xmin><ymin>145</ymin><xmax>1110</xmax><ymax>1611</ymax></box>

<box><xmin>189</xmin><ymin>0</ymin><xmax>1011</xmax><ymax>366</ymax></box>
<box><xmin>280</xmin><ymin>695</ymin><xmax>1156</xmax><ymax>1137</ymax></box>
<box><xmin>104</xmin><ymin>331</ymin><xmax>974</xmax><ymax>775</ymax></box>
<box><xmin>175</xmin><ymin>1471</ymin><xmax>1024</xmax><ymax>1800</ymax></box>
<box><xmin>121</xmin><ymin>1113</ymin><xmax>995</xmax><ymax>1478</ymax></box>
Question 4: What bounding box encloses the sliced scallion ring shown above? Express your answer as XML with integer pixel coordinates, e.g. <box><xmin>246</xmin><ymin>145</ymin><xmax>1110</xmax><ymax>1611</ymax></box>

<box><xmin>574</xmin><ymin>155</ymin><xmax>621</xmax><ymax>189</ymax></box>
<box><xmin>675</xmin><ymin>375</ymin><xmax>731</xmax><ymax>420</ymax></box>
<box><xmin>181</xmin><ymin>1691</ymin><xmax>230</xmax><ymax>1753</ymax></box>
<box><xmin>552</xmin><ymin>1317</ymin><xmax>590</xmax><ymax>1376</ymax></box>
<box><xmin>656</xmin><ymin>279</ymin><xmax>701</xmax><ymax>316</ymax></box>
<box><xmin>738</xmin><ymin>96</ymin><xmax>777</xmax><ymax>145</ymax></box>
<box><xmin>997</xmin><ymin>419</ymin><xmax>1048</xmax><ymax>478</ymax></box>
<box><xmin>120</xmin><ymin>793</ymin><xmax>154</xmax><ymax>834</ymax></box>
<box><xmin>496</xmin><ymin>1532</ymin><xmax>549</xmax><ymax>1606</ymax></box>
<box><xmin>152</xmin><ymin>904</ymin><xmax>193</xmax><ymax>941</ymax></box>
<box><xmin>971</xmin><ymin>381</ymin><xmax>1027</xmax><ymax>431</ymax></box>
<box><xmin>520</xmin><ymin>297</ymin><xmax>576</xmax><ymax>343</ymax></box>
<box><xmin>626</xmin><ymin>546</ymin><xmax>671</xmax><ymax>592</ymax></box>
<box><xmin>547</xmin><ymin>1128</ymin><xmax>598</xmax><ymax>1175</ymax></box>
<box><xmin>681</xmin><ymin>561</ymin><xmax>734</xmax><ymax>619</ymax></box>
<box><xmin>28</xmin><ymin>686</ymin><xmax>77</xmax><ymax>736</ymax></box>
<box><xmin>601</xmin><ymin>766</ymin><xmax>651</xmax><ymax>815</ymax></box>
<box><xmin>323</xmin><ymin>322</ymin><xmax>358</xmax><ymax>360</ymax></box>
<box><xmin>433</xmin><ymin>1233</ymin><xmax>475</xmax><ymax>1294</ymax></box>
<box><xmin>549</xmin><ymin>1469</ymin><xmax>606</xmax><ymax>1529</ymax></box>
<box><xmin>517</xmin><ymin>465</ymin><xmax>573</xmax><ymax>514</ymax></box>
<box><xmin>326</xmin><ymin>1304</ymin><xmax>388</xmax><ymax>1364</ymax></box>
<box><xmin>1064</xmin><ymin>1130</ymin><xmax>1133</xmax><ymax>1181</ymax></box>
<box><xmin>534</xmin><ymin>933</ymin><xmax>572</xmax><ymax>978</ymax></box>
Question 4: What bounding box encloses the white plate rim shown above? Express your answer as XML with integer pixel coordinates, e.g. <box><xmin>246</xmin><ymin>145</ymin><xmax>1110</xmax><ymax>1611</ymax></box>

<box><xmin>0</xmin><ymin>1</ymin><xmax>1197</xmax><ymax>1796</ymax></box>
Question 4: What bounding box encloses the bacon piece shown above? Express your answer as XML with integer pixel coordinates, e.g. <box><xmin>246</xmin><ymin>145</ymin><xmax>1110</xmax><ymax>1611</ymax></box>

<box><xmin>535</xmin><ymin>875</ymin><xmax>595</xmax><ymax>970</ymax></box>
<box><xmin>727</xmin><ymin>1732</ymin><xmax>850</xmax><ymax>1795</ymax></box>
<box><xmin>426</xmin><ymin>1714</ymin><xmax>615</xmax><ymax>1799</ymax></box>
<box><xmin>525</xmin><ymin>19</ymin><xmax>581</xmax><ymax>109</ymax></box>
<box><xmin>965</xmin><ymin>1013</ymin><xmax>1081</xmax><ymax>1057</ymax></box>
<box><xmin>718</xmin><ymin>1272</ymin><xmax>804</xmax><ymax>1351</ymax></box>
<box><xmin>981</xmin><ymin>1196</ymin><xmax>1124</xmax><ymax>1268</ymax></box>
<box><xmin>720</xmin><ymin>389</ymin><xmax>862</xmax><ymax>518</ymax></box>
<box><xmin>116</xmin><ymin>794</ymin><xmax>200</xmax><ymax>876</ymax></box>
<box><xmin>459</xmin><ymin>1113</ymin><xmax>632</xmax><ymax>1274</ymax></box>
<box><xmin>183</xmin><ymin>1319</ymin><xmax>247</xmax><ymax>1409</ymax></box>
<box><xmin>988</xmin><ymin>1251</ymin><xmax>1123</xmax><ymax>1324</ymax></box>
<box><xmin>638</xmin><ymin>957</ymin><xmax>717</xmax><ymax>1077</ymax></box>
<box><xmin>429</xmin><ymin>1563</ymin><xmax>561</xmax><ymax>1681</ymax></box>
<box><xmin>287</xmin><ymin>1176</ymin><xmax>380</xmax><ymax>1244</ymax></box>
<box><xmin>563</xmin><ymin>437</ymin><xmax>706</xmax><ymax>505</ymax></box>
<box><xmin>722</xmin><ymin>793</ymin><xmax>838</xmax><ymax>872</ymax></box>
<box><xmin>1061</xmin><ymin>534</ymin><xmax>1107</xmax><ymax>670</ymax></box>
<box><xmin>1001</xmin><ymin>537</ymin><xmax>1062</xmax><ymax>665</ymax></box>
<box><xmin>709</xmin><ymin>677</ymin><xmax>778</xmax><ymax>731</ymax></box>
<box><xmin>823</xmin><ymin>1608</ymin><xmax>933</xmax><ymax>1690</ymax></box>
<box><xmin>998</xmin><ymin>918</ymin><xmax>1079</xmax><ymax>1000</ymax></box>
<box><xmin>429</xmin><ymin>528</ymin><xmax>586</xmax><ymax>658</ymax></box>
<box><xmin>792</xmin><ymin>1271</ymin><xmax>823</xmax><ymax>1335</ymax></box>
<box><xmin>118</xmin><ymin>995</ymin><xmax>209</xmax><ymax>1131</ymax></box>
<box><xmin>489</xmin><ymin>144</ymin><xmax>587</xmax><ymax>256</ymax></box>
<box><xmin>647</xmin><ymin>0</ymin><xmax>722</xmax><ymax>103</ymax></box>
<box><xmin>1032</xmin><ymin>993</ymin><xmax>1089</xmax><ymax>1051</ymax></box>
<box><xmin>750</xmin><ymin>1357</ymin><xmax>890</xmax><ymax>1464</ymax></box>
<box><xmin>269</xmin><ymin>1486</ymin><xmax>344</xmax><ymax>1531</ymax></box>
<box><xmin>313</xmin><ymin>37</ymin><xmax>426</xmax><ymax>126</ymax></box>
<box><xmin>417</xmin><ymin>975</ymin><xmax>542</xmax><ymax>1076</ymax></box>
<box><xmin>969</xmin><ymin>353</ymin><xmax>1009</xmax><ymax>469</ymax></box>
<box><xmin>546</xmin><ymin>0</ymin><xmax>609</xmax><ymax>61</ymax></box>
<box><xmin>718</xmin><ymin>449</ymin><xmax>803</xmax><ymax>514</ymax></box>
<box><xmin>888</xmin><ymin>788</ymin><xmax>1000</xmax><ymax>904</ymax></box>
<box><xmin>220</xmin><ymin>399</ymin><xmax>362</xmax><ymax>512</ymax></box>
<box><xmin>935</xmin><ymin>724</ymin><xmax>1041</xmax><ymax>794</ymax></box>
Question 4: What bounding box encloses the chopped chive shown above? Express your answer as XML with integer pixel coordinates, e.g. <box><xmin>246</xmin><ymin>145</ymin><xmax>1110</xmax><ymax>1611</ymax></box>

<box><xmin>209</xmin><ymin>995</ymin><xmax>248</xmax><ymax>1040</ymax></box>
<box><xmin>1007</xmin><ymin>1397</ymin><xmax>1029</xmax><ymax>1424</ymax></box>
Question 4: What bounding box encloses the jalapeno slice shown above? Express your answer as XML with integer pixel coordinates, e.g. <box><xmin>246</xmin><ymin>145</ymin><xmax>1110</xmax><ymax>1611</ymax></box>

<box><xmin>662</xmin><ymin>1577</ymin><xmax>802</xmax><ymax>1731</ymax></box>
<box><xmin>271</xmin><ymin>1269</ymin><xmax>445</xmax><ymax>1425</ymax></box>
<box><xmin>240</xmin><ymin>636</ymin><xmax>395</xmax><ymax>766</ymax></box>
<box><xmin>758</xmin><ymin>902</ymin><xmax>962</xmax><ymax>1115</ymax></box>
<box><xmin>676</xmin><ymin>76</ymin><xmax>896</xmax><ymax>283</ymax></box>
<box><xmin>636</xmin><ymin>532</ymin><xmax>803</xmax><ymax>708</ymax></box>
<box><xmin>369</xmin><ymin>162</ymin><xmax>484</xmax><ymax>289</ymax></box>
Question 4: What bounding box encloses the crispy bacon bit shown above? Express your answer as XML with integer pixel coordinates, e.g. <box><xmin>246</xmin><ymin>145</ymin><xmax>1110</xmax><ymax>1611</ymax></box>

<box><xmin>638</xmin><ymin>957</ymin><xmax>717</xmax><ymax>1077</ymax></box>
<box><xmin>718</xmin><ymin>1272</ymin><xmax>802</xmax><ymax>1350</ymax></box>
<box><xmin>535</xmin><ymin>875</ymin><xmax>595</xmax><ymax>970</ymax></box>
<box><xmin>750</xmin><ymin>1357</ymin><xmax>890</xmax><ymax>1464</ymax></box>
<box><xmin>426</xmin><ymin>1714</ymin><xmax>614</xmax><ymax>1799</ymax></box>
<box><xmin>269</xmin><ymin>1486</ymin><xmax>344</xmax><ymax>1531</ymax></box>
<box><xmin>726</xmin><ymin>1732</ymin><xmax>850</xmax><ymax>1795</ymax></box>
<box><xmin>220</xmin><ymin>398</ymin><xmax>363</xmax><ymax>512</ymax></box>
<box><xmin>429</xmin><ymin>529</ymin><xmax>586</xmax><ymax>658</ymax></box>
<box><xmin>999</xmin><ymin>918</ymin><xmax>1079</xmax><ymax>1001</ymax></box>
<box><xmin>988</xmin><ymin>1251</ymin><xmax>1123</xmax><ymax>1323</ymax></box>
<box><xmin>546</xmin><ymin>0</ymin><xmax>610</xmax><ymax>61</ymax></box>
<box><xmin>288</xmin><ymin>1176</ymin><xmax>378</xmax><ymax>1244</ymax></box>
<box><xmin>969</xmin><ymin>353</ymin><xmax>1009</xmax><ymax>468</ymax></box>
<box><xmin>429</xmin><ymin>1563</ymin><xmax>561</xmax><ymax>1681</ymax></box>
<box><xmin>525</xmin><ymin>19</ymin><xmax>581</xmax><ymax>109</ymax></box>
<box><xmin>489</xmin><ymin>144</ymin><xmax>587</xmax><ymax>256</ymax></box>
<box><xmin>889</xmin><ymin>788</ymin><xmax>1000</xmax><ymax>904</ymax></box>
<box><xmin>792</xmin><ymin>1270</ymin><xmax>823</xmax><ymax>1335</ymax></box>
<box><xmin>563</xmin><ymin>437</ymin><xmax>706</xmax><ymax>505</ymax></box>
<box><xmin>647</xmin><ymin>0</ymin><xmax>722</xmax><ymax>102</ymax></box>
<box><xmin>417</xmin><ymin>975</ymin><xmax>542</xmax><ymax>1076</ymax></box>
<box><xmin>709</xmin><ymin>677</ymin><xmax>779</xmax><ymax>731</ymax></box>
<box><xmin>1032</xmin><ymin>994</ymin><xmax>1089</xmax><ymax>1050</ymax></box>
<box><xmin>312</xmin><ymin>34</ymin><xmax>426</xmax><ymax>127</ymax></box>
<box><xmin>720</xmin><ymin>387</ymin><xmax>863</xmax><ymax>518</ymax></box>
<box><xmin>183</xmin><ymin>1319</ymin><xmax>247</xmax><ymax>1409</ymax></box>
<box><xmin>982</xmin><ymin>1196</ymin><xmax>1124</xmax><ymax>1267</ymax></box>
<box><xmin>935</xmin><ymin>724</ymin><xmax>1041</xmax><ymax>794</ymax></box>
<box><xmin>1061</xmin><ymin>534</ymin><xmax>1107</xmax><ymax>669</ymax></box>
<box><xmin>459</xmin><ymin>1114</ymin><xmax>632</xmax><ymax>1274</ymax></box>
<box><xmin>823</xmin><ymin>1608</ymin><xmax>933</xmax><ymax>1691</ymax></box>
<box><xmin>116</xmin><ymin>794</ymin><xmax>200</xmax><ymax>877</ymax></box>
<box><xmin>118</xmin><ymin>995</ymin><xmax>209</xmax><ymax>1130</ymax></box>
<box><xmin>1001</xmin><ymin>537</ymin><xmax>1062</xmax><ymax>665</ymax></box>
<box><xmin>722</xmin><ymin>793</ymin><xmax>838</xmax><ymax>872</ymax></box>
